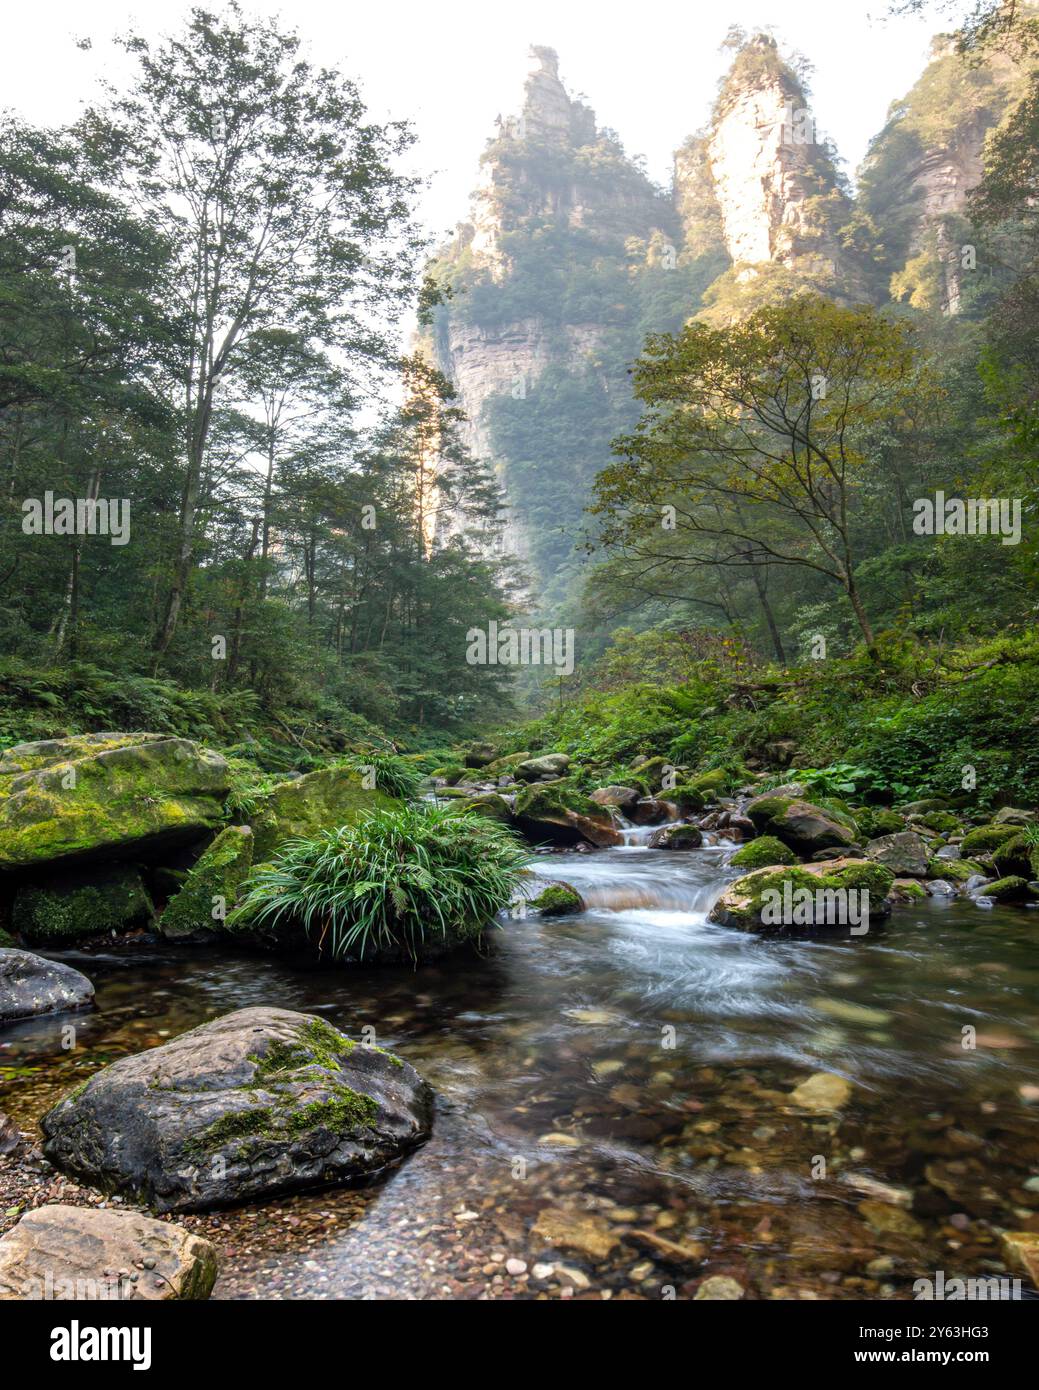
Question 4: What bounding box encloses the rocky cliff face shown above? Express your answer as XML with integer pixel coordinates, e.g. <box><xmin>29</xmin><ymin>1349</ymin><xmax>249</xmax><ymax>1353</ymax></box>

<box><xmin>858</xmin><ymin>36</ymin><xmax>1027</xmax><ymax>313</ymax></box>
<box><xmin>424</xmin><ymin>34</ymin><xmax>1030</xmax><ymax>589</ymax></box>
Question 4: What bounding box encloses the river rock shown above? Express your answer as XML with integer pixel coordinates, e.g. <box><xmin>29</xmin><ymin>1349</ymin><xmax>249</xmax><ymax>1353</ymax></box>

<box><xmin>531</xmin><ymin>1207</ymin><xmax>618</xmax><ymax>1261</ymax></box>
<box><xmin>647</xmin><ymin>824</ymin><xmax>703</xmax><ymax>850</ymax></box>
<box><xmin>694</xmin><ymin>1275</ymin><xmax>745</xmax><ymax>1300</ymax></box>
<box><xmin>41</xmin><ymin>1006</ymin><xmax>433</xmax><ymax>1213</ymax></box>
<box><xmin>249</xmin><ymin>768</ymin><xmax>394</xmax><ymax>860</ymax></box>
<box><xmin>0</xmin><ymin>1205</ymin><xmax>216</xmax><ymax>1301</ymax></box>
<box><xmin>707</xmin><ymin>859</ymin><xmax>894</xmax><ymax>933</ymax></box>
<box><xmin>745</xmin><ymin>794</ymin><xmax>855</xmax><ymax>855</ymax></box>
<box><xmin>514</xmin><ymin>753</ymin><xmax>572</xmax><ymax>782</ymax></box>
<box><xmin>865</xmin><ymin>830</ymin><xmax>930</xmax><ymax>877</ymax></box>
<box><xmin>0</xmin><ymin>948</ymin><xmax>94</xmax><ymax>1025</ymax></box>
<box><xmin>159</xmin><ymin>825</ymin><xmax>253</xmax><ymax>940</ymax></box>
<box><xmin>630</xmin><ymin>798</ymin><xmax>670</xmax><ymax>825</ymax></box>
<box><xmin>12</xmin><ymin>867</ymin><xmax>153</xmax><ymax>944</ymax></box>
<box><xmin>463</xmin><ymin>742</ymin><xmax>498</xmax><ymax>768</ymax></box>
<box><xmin>992</xmin><ymin>807</ymin><xmax>1036</xmax><ymax>826</ymax></box>
<box><xmin>512</xmin><ymin>784</ymin><xmax>620</xmax><ymax>848</ymax></box>
<box><xmin>590</xmin><ymin>785</ymin><xmax>640</xmax><ymax>810</ymax></box>
<box><xmin>999</xmin><ymin>1230</ymin><xmax>1039</xmax><ymax>1284</ymax></box>
<box><xmin>0</xmin><ymin>733</ymin><xmax>229</xmax><ymax>870</ymax></box>
<box><xmin>788</xmin><ymin>1072</ymin><xmax>853</xmax><ymax>1112</ymax></box>
<box><xmin>530</xmin><ymin>881</ymin><xmax>584</xmax><ymax>915</ymax></box>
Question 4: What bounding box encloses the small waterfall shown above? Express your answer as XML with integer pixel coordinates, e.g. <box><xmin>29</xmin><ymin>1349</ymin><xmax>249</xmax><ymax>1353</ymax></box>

<box><xmin>526</xmin><ymin>841</ymin><xmax>737</xmax><ymax>915</ymax></box>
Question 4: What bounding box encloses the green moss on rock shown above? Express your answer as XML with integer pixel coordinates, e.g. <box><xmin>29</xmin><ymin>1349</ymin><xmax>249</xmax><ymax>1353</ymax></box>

<box><xmin>531</xmin><ymin>882</ymin><xmax>584</xmax><ymax>915</ymax></box>
<box><xmin>0</xmin><ymin>734</ymin><xmax>229</xmax><ymax>870</ymax></box>
<box><xmin>12</xmin><ymin>867</ymin><xmax>154</xmax><ymax>943</ymax></box>
<box><xmin>960</xmin><ymin>824</ymin><xmax>1020</xmax><ymax>856</ymax></box>
<box><xmin>730</xmin><ymin>836</ymin><xmax>798</xmax><ymax>869</ymax></box>
<box><xmin>985</xmin><ymin>876</ymin><xmax>1034</xmax><ymax>903</ymax></box>
<box><xmin>159</xmin><ymin>825</ymin><xmax>254</xmax><ymax>940</ymax></box>
<box><xmin>249</xmin><ymin>768</ymin><xmax>395</xmax><ymax>860</ymax></box>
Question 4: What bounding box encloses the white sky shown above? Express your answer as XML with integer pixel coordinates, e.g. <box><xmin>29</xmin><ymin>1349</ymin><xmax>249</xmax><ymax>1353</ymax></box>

<box><xmin>3</xmin><ymin>1</ymin><xmax>947</xmax><ymax>245</ymax></box>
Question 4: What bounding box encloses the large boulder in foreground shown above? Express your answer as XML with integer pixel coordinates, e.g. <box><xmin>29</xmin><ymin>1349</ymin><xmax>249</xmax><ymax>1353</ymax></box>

<box><xmin>248</xmin><ymin>769</ymin><xmax>394</xmax><ymax>860</ymax></box>
<box><xmin>0</xmin><ymin>734</ymin><xmax>229</xmax><ymax>871</ymax></box>
<box><xmin>42</xmin><ymin>1007</ymin><xmax>433</xmax><ymax>1213</ymax></box>
<box><xmin>0</xmin><ymin>949</ymin><xmax>94</xmax><ymax>1025</ymax></box>
<box><xmin>708</xmin><ymin>859</ymin><xmax>894</xmax><ymax>934</ymax></box>
<box><xmin>0</xmin><ymin>1205</ymin><xmax>216</xmax><ymax>1301</ymax></box>
<box><xmin>745</xmin><ymin>794</ymin><xmax>856</xmax><ymax>856</ymax></box>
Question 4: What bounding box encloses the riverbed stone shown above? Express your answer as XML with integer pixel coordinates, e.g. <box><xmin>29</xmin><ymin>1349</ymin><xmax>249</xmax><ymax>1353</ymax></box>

<box><xmin>647</xmin><ymin>824</ymin><xmax>703</xmax><ymax>850</ymax></box>
<box><xmin>512</xmin><ymin>784</ymin><xmax>620</xmax><ymax>848</ymax></box>
<box><xmin>0</xmin><ymin>733</ymin><xmax>229</xmax><ymax>870</ymax></box>
<box><xmin>0</xmin><ymin>1205</ymin><xmax>216</xmax><ymax>1301</ymax></box>
<box><xmin>745</xmin><ymin>795</ymin><xmax>855</xmax><ymax>855</ymax></box>
<box><xmin>788</xmin><ymin>1072</ymin><xmax>854</xmax><ymax>1112</ymax></box>
<box><xmin>0</xmin><ymin>948</ymin><xmax>94</xmax><ymax>1025</ymax></box>
<box><xmin>590</xmin><ymin>785</ymin><xmax>640</xmax><ymax>810</ymax></box>
<box><xmin>999</xmin><ymin>1231</ymin><xmax>1039</xmax><ymax>1284</ymax></box>
<box><xmin>865</xmin><ymin>830</ymin><xmax>930</xmax><ymax>877</ymax></box>
<box><xmin>41</xmin><ymin>1006</ymin><xmax>433</xmax><ymax>1213</ymax></box>
<box><xmin>708</xmin><ymin>859</ymin><xmax>894</xmax><ymax>933</ymax></box>
<box><xmin>531</xmin><ymin>1207</ymin><xmax>619</xmax><ymax>1261</ymax></box>
<box><xmin>530</xmin><ymin>881</ymin><xmax>584</xmax><ymax>915</ymax></box>
<box><xmin>514</xmin><ymin>754</ymin><xmax>571</xmax><ymax>782</ymax></box>
<box><xmin>694</xmin><ymin>1275</ymin><xmax>745</xmax><ymax>1300</ymax></box>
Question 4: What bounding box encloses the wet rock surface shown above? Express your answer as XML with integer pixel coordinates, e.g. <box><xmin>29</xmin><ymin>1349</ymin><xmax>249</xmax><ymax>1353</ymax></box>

<box><xmin>0</xmin><ymin>949</ymin><xmax>94</xmax><ymax>1025</ymax></box>
<box><xmin>0</xmin><ymin>1204</ymin><xmax>216</xmax><ymax>1300</ymax></box>
<box><xmin>41</xmin><ymin>1007</ymin><xmax>433</xmax><ymax>1213</ymax></box>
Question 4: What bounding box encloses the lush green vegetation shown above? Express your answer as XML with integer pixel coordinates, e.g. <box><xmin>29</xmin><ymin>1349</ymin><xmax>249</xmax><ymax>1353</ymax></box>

<box><xmin>230</xmin><ymin>803</ymin><xmax>531</xmax><ymax>962</ymax></box>
<box><xmin>0</xmin><ymin>6</ymin><xmax>517</xmax><ymax>760</ymax></box>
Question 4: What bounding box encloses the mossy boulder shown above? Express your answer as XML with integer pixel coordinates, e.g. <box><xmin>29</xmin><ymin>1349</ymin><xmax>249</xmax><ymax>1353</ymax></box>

<box><xmin>985</xmin><ymin>876</ymin><xmax>1034</xmax><ymax>903</ymax></box>
<box><xmin>159</xmin><ymin>826</ymin><xmax>254</xmax><ymax>941</ymax></box>
<box><xmin>928</xmin><ymin>856</ymin><xmax>985</xmax><ymax>883</ymax></box>
<box><xmin>991</xmin><ymin>834</ymin><xmax>1039</xmax><ymax>880</ymax></box>
<box><xmin>992</xmin><ymin>807</ymin><xmax>1037</xmax><ymax>827</ymax></box>
<box><xmin>41</xmin><ymin>1007</ymin><xmax>433</xmax><ymax>1213</ymax></box>
<box><xmin>514</xmin><ymin>753</ymin><xmax>572</xmax><ymax>782</ymax></box>
<box><xmin>709</xmin><ymin>859</ymin><xmax>894</xmax><ymax>934</ymax></box>
<box><xmin>249</xmin><ymin>768</ymin><xmax>394</xmax><ymax>860</ymax></box>
<box><xmin>463</xmin><ymin>742</ymin><xmax>498</xmax><ymax>769</ymax></box>
<box><xmin>432</xmin><ymin>764</ymin><xmax>465</xmax><ymax>785</ymax></box>
<box><xmin>530</xmin><ymin>881</ymin><xmax>584</xmax><ymax>915</ymax></box>
<box><xmin>0</xmin><ymin>734</ymin><xmax>229</xmax><ymax>871</ymax></box>
<box><xmin>745</xmin><ymin>795</ymin><xmax>856</xmax><ymax>856</ymax></box>
<box><xmin>854</xmin><ymin>808</ymin><xmax>905</xmax><ymax>841</ymax></box>
<box><xmin>668</xmin><ymin>784</ymin><xmax>706</xmax><ymax>814</ymax></box>
<box><xmin>483</xmin><ymin>752</ymin><xmax>531</xmax><ymax>777</ymax></box>
<box><xmin>891</xmin><ymin>878</ymin><xmax>927</xmax><ymax>902</ymax></box>
<box><xmin>687</xmin><ymin>767</ymin><xmax>741</xmax><ymax>799</ymax></box>
<box><xmin>12</xmin><ymin>867</ymin><xmax>154</xmax><ymax>943</ymax></box>
<box><xmin>730</xmin><ymin>836</ymin><xmax>798</xmax><ymax>869</ymax></box>
<box><xmin>458</xmin><ymin>792</ymin><xmax>512</xmax><ymax>823</ymax></box>
<box><xmin>647</xmin><ymin>824</ymin><xmax>703</xmax><ymax>850</ymax></box>
<box><xmin>959</xmin><ymin>824</ymin><xmax>1021</xmax><ymax>857</ymax></box>
<box><xmin>914</xmin><ymin>811</ymin><xmax>962</xmax><ymax>835</ymax></box>
<box><xmin>512</xmin><ymin>783</ymin><xmax>620</xmax><ymax>848</ymax></box>
<box><xmin>627</xmin><ymin>757</ymin><xmax>680</xmax><ymax>793</ymax></box>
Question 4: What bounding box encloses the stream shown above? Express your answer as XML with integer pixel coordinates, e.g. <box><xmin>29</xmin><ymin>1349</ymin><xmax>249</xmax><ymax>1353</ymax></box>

<box><xmin>3</xmin><ymin>840</ymin><xmax>1038</xmax><ymax>1300</ymax></box>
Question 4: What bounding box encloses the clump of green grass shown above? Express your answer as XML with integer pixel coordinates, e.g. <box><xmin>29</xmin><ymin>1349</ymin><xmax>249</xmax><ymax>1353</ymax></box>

<box><xmin>230</xmin><ymin>803</ymin><xmax>531</xmax><ymax>963</ymax></box>
<box><xmin>338</xmin><ymin>751</ymin><xmax>426</xmax><ymax>801</ymax></box>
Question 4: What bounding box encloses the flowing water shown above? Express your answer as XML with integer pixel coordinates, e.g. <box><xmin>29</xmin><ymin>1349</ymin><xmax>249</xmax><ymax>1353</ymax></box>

<box><xmin>3</xmin><ymin>842</ymin><xmax>1039</xmax><ymax>1300</ymax></box>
